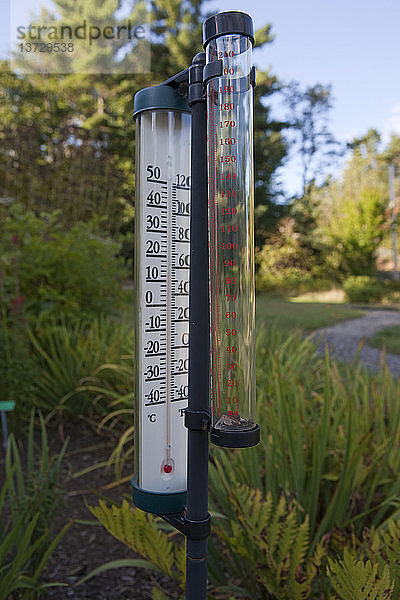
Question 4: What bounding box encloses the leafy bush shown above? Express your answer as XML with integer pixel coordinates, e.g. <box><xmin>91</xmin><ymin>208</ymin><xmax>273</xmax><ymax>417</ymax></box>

<box><xmin>1</xmin><ymin>412</ymin><xmax>71</xmax><ymax>598</ymax></box>
<box><xmin>343</xmin><ymin>275</ymin><xmax>384</xmax><ymax>303</ymax></box>
<box><xmin>29</xmin><ymin>315</ymin><xmax>133</xmax><ymax>420</ymax></box>
<box><xmin>210</xmin><ymin>328</ymin><xmax>400</xmax><ymax>544</ymax></box>
<box><xmin>256</xmin><ymin>218</ymin><xmax>333</xmax><ymax>294</ymax></box>
<box><xmin>84</xmin><ymin>328</ymin><xmax>400</xmax><ymax>598</ymax></box>
<box><xmin>0</xmin><ymin>473</ymin><xmax>70</xmax><ymax>600</ymax></box>
<box><xmin>0</xmin><ymin>300</ymin><xmax>38</xmax><ymax>428</ymax></box>
<box><xmin>79</xmin><ymin>500</ymin><xmax>185</xmax><ymax>598</ymax></box>
<box><xmin>5</xmin><ymin>411</ymin><xmax>69</xmax><ymax>561</ymax></box>
<box><xmin>0</xmin><ymin>202</ymin><xmax>126</xmax><ymax>318</ymax></box>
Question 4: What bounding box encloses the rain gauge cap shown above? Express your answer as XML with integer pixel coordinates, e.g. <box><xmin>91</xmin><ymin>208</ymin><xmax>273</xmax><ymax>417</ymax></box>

<box><xmin>203</xmin><ymin>11</ymin><xmax>255</xmax><ymax>46</ymax></box>
<box><xmin>133</xmin><ymin>85</ymin><xmax>190</xmax><ymax>118</ymax></box>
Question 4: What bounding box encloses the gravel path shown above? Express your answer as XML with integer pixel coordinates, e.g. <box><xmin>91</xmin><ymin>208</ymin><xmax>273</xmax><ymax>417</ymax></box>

<box><xmin>311</xmin><ymin>309</ymin><xmax>400</xmax><ymax>377</ymax></box>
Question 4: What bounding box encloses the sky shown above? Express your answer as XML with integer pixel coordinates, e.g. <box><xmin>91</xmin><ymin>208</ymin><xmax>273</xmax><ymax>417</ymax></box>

<box><xmin>207</xmin><ymin>0</ymin><xmax>400</xmax><ymax>195</ymax></box>
<box><xmin>2</xmin><ymin>0</ymin><xmax>400</xmax><ymax>195</ymax></box>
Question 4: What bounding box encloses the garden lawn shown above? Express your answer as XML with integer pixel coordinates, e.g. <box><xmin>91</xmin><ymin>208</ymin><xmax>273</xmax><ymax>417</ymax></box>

<box><xmin>256</xmin><ymin>294</ymin><xmax>365</xmax><ymax>336</ymax></box>
<box><xmin>368</xmin><ymin>324</ymin><xmax>400</xmax><ymax>355</ymax></box>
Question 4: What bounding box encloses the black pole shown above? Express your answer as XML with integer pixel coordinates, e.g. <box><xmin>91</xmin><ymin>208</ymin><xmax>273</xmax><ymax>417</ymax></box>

<box><xmin>185</xmin><ymin>52</ymin><xmax>210</xmax><ymax>600</ymax></box>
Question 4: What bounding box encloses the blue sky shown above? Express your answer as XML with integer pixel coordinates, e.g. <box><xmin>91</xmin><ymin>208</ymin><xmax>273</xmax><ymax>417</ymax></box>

<box><xmin>207</xmin><ymin>0</ymin><xmax>400</xmax><ymax>194</ymax></box>
<box><xmin>2</xmin><ymin>0</ymin><xmax>400</xmax><ymax>195</ymax></box>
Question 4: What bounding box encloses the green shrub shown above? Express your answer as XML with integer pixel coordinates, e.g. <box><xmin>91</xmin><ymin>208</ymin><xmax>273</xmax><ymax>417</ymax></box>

<box><xmin>343</xmin><ymin>275</ymin><xmax>384</xmax><ymax>303</ymax></box>
<box><xmin>29</xmin><ymin>315</ymin><xmax>132</xmax><ymax>420</ymax></box>
<box><xmin>81</xmin><ymin>328</ymin><xmax>400</xmax><ymax>598</ymax></box>
<box><xmin>0</xmin><ymin>202</ymin><xmax>126</xmax><ymax>318</ymax></box>
<box><xmin>5</xmin><ymin>411</ymin><xmax>69</xmax><ymax>560</ymax></box>
<box><xmin>1</xmin><ymin>412</ymin><xmax>71</xmax><ymax>598</ymax></box>
<box><xmin>255</xmin><ymin>222</ymin><xmax>333</xmax><ymax>294</ymax></box>
<box><xmin>0</xmin><ymin>303</ymin><xmax>38</xmax><ymax>428</ymax></box>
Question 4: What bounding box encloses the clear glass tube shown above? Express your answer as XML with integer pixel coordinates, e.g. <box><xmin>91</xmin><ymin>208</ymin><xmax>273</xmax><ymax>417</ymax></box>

<box><xmin>206</xmin><ymin>34</ymin><xmax>255</xmax><ymax>432</ymax></box>
<box><xmin>134</xmin><ymin>109</ymin><xmax>191</xmax><ymax>492</ymax></box>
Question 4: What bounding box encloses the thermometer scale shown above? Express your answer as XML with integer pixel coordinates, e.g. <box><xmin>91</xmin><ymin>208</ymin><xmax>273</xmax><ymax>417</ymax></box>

<box><xmin>133</xmin><ymin>86</ymin><xmax>191</xmax><ymax>512</ymax></box>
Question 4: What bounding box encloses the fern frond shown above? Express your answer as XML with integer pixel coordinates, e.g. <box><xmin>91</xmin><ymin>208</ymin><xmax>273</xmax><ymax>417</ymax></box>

<box><xmin>288</xmin><ymin>516</ymin><xmax>309</xmax><ymax>584</ymax></box>
<box><xmin>89</xmin><ymin>500</ymin><xmax>176</xmax><ymax>580</ymax></box>
<box><xmin>223</xmin><ymin>484</ymin><xmax>325</xmax><ymax>600</ymax></box>
<box><xmin>327</xmin><ymin>547</ymin><xmax>394</xmax><ymax>600</ymax></box>
<box><xmin>269</xmin><ymin>495</ymin><xmax>287</xmax><ymax>556</ymax></box>
<box><xmin>174</xmin><ymin>542</ymin><xmax>186</xmax><ymax>590</ymax></box>
<box><xmin>151</xmin><ymin>585</ymin><xmax>169</xmax><ymax>600</ymax></box>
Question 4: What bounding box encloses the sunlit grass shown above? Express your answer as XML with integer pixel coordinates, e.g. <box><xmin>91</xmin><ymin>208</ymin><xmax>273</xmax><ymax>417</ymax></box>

<box><xmin>288</xmin><ymin>288</ymin><xmax>346</xmax><ymax>303</ymax></box>
<box><xmin>368</xmin><ymin>324</ymin><xmax>400</xmax><ymax>355</ymax></box>
<box><xmin>256</xmin><ymin>294</ymin><xmax>365</xmax><ymax>335</ymax></box>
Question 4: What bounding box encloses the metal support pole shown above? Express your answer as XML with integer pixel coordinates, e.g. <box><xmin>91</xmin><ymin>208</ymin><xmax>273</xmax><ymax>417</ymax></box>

<box><xmin>185</xmin><ymin>52</ymin><xmax>210</xmax><ymax>600</ymax></box>
<box><xmin>389</xmin><ymin>164</ymin><xmax>399</xmax><ymax>281</ymax></box>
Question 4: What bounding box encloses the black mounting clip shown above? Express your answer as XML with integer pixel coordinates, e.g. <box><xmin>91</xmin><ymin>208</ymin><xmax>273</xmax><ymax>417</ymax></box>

<box><xmin>203</xmin><ymin>59</ymin><xmax>256</xmax><ymax>88</ymax></box>
<box><xmin>158</xmin><ymin>509</ymin><xmax>211</xmax><ymax>540</ymax></box>
<box><xmin>184</xmin><ymin>408</ymin><xmax>211</xmax><ymax>432</ymax></box>
<box><xmin>159</xmin><ymin>67</ymin><xmax>190</xmax><ymax>97</ymax></box>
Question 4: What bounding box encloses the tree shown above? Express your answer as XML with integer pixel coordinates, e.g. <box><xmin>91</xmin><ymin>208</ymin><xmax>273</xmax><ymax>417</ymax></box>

<box><xmin>314</xmin><ymin>136</ymin><xmax>387</xmax><ymax>277</ymax></box>
<box><xmin>284</xmin><ymin>82</ymin><xmax>342</xmax><ymax>198</ymax></box>
<box><xmin>1</xmin><ymin>0</ymin><xmax>289</xmax><ymax>246</ymax></box>
<box><xmin>253</xmin><ymin>69</ymin><xmax>288</xmax><ymax>246</ymax></box>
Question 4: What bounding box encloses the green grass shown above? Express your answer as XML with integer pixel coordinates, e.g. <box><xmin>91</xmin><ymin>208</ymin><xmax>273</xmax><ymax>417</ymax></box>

<box><xmin>256</xmin><ymin>294</ymin><xmax>365</xmax><ymax>335</ymax></box>
<box><xmin>368</xmin><ymin>324</ymin><xmax>400</xmax><ymax>355</ymax></box>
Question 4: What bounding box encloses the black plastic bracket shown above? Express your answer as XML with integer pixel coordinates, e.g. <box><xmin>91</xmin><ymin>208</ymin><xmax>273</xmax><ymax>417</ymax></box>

<box><xmin>159</xmin><ymin>67</ymin><xmax>189</xmax><ymax>98</ymax></box>
<box><xmin>184</xmin><ymin>408</ymin><xmax>211</xmax><ymax>431</ymax></box>
<box><xmin>158</xmin><ymin>510</ymin><xmax>211</xmax><ymax>540</ymax></box>
<box><xmin>203</xmin><ymin>59</ymin><xmax>223</xmax><ymax>85</ymax></box>
<box><xmin>189</xmin><ymin>52</ymin><xmax>206</xmax><ymax>105</ymax></box>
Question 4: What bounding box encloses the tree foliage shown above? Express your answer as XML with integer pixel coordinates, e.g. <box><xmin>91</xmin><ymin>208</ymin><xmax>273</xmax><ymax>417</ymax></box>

<box><xmin>314</xmin><ymin>132</ymin><xmax>387</xmax><ymax>277</ymax></box>
<box><xmin>0</xmin><ymin>0</ymin><xmax>288</xmax><ymax>246</ymax></box>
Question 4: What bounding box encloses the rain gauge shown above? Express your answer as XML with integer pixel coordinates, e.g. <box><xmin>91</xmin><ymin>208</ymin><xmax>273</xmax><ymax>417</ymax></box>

<box><xmin>204</xmin><ymin>12</ymin><xmax>259</xmax><ymax>448</ymax></box>
<box><xmin>132</xmin><ymin>10</ymin><xmax>260</xmax><ymax>598</ymax></box>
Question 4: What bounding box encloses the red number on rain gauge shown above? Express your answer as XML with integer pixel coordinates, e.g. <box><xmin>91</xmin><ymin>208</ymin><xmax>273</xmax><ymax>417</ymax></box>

<box><xmin>226</xmin><ymin>294</ymin><xmax>237</xmax><ymax>301</ymax></box>
<box><xmin>225</xmin><ymin>312</ymin><xmax>237</xmax><ymax>318</ymax></box>
<box><xmin>221</xmin><ymin>242</ymin><xmax>237</xmax><ymax>249</ymax></box>
<box><xmin>220</xmin><ymin>155</ymin><xmax>236</xmax><ymax>163</ymax></box>
<box><xmin>226</xmin><ymin>346</ymin><xmax>237</xmax><ymax>352</ymax></box>
<box><xmin>220</xmin><ymin>138</ymin><xmax>236</xmax><ymax>145</ymax></box>
<box><xmin>227</xmin><ymin>363</ymin><xmax>238</xmax><ymax>370</ymax></box>
<box><xmin>218</xmin><ymin>50</ymin><xmax>235</xmax><ymax>58</ymax></box>
<box><xmin>227</xmin><ymin>410</ymin><xmax>239</xmax><ymax>416</ymax></box>
<box><xmin>219</xmin><ymin>102</ymin><xmax>235</xmax><ymax>111</ymax></box>
<box><xmin>221</xmin><ymin>207</ymin><xmax>237</xmax><ymax>214</ymax></box>
<box><xmin>220</xmin><ymin>120</ymin><xmax>236</xmax><ymax>127</ymax></box>
<box><xmin>228</xmin><ymin>396</ymin><xmax>238</xmax><ymax>404</ymax></box>
<box><xmin>225</xmin><ymin>329</ymin><xmax>237</xmax><ymax>336</ymax></box>
<box><xmin>221</xmin><ymin>225</ymin><xmax>237</xmax><ymax>232</ymax></box>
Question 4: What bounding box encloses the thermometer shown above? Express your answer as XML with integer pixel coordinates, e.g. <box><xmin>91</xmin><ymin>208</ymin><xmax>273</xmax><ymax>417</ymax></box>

<box><xmin>133</xmin><ymin>85</ymin><xmax>191</xmax><ymax>513</ymax></box>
